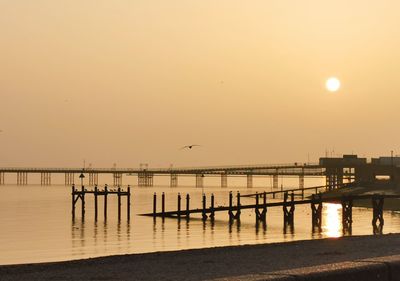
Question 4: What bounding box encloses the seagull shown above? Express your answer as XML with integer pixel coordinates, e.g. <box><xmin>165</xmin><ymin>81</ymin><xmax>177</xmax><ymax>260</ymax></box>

<box><xmin>180</xmin><ymin>144</ymin><xmax>201</xmax><ymax>150</ymax></box>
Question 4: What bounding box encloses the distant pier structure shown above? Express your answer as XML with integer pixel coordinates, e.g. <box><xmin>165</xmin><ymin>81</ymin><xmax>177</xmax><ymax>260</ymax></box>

<box><xmin>0</xmin><ymin>154</ymin><xmax>399</xmax><ymax>188</ymax></box>
<box><xmin>320</xmin><ymin>154</ymin><xmax>400</xmax><ymax>190</ymax></box>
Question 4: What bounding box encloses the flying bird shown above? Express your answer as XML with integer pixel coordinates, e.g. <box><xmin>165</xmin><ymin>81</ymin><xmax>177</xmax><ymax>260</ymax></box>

<box><xmin>180</xmin><ymin>144</ymin><xmax>201</xmax><ymax>150</ymax></box>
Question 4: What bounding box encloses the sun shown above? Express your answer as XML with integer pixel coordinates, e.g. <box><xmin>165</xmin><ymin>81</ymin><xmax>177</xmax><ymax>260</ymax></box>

<box><xmin>326</xmin><ymin>77</ymin><xmax>341</xmax><ymax>92</ymax></box>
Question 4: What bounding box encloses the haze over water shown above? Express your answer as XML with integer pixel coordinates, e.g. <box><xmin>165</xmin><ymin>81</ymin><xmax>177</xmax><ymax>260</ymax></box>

<box><xmin>1</xmin><ymin>178</ymin><xmax>400</xmax><ymax>265</ymax></box>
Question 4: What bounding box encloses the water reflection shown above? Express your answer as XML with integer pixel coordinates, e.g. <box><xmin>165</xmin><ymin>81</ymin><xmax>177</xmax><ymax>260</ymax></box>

<box><xmin>323</xmin><ymin>203</ymin><xmax>341</xmax><ymax>238</ymax></box>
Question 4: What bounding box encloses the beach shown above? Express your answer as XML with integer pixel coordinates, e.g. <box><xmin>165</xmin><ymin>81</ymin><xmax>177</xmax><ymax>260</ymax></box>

<box><xmin>2</xmin><ymin>233</ymin><xmax>400</xmax><ymax>280</ymax></box>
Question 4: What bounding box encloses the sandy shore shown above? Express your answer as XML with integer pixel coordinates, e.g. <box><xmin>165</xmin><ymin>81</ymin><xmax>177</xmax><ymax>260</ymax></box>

<box><xmin>2</xmin><ymin>234</ymin><xmax>400</xmax><ymax>280</ymax></box>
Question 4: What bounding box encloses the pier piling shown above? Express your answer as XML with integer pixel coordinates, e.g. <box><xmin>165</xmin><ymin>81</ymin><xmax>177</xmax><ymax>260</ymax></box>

<box><xmin>153</xmin><ymin>193</ymin><xmax>157</xmax><ymax>217</ymax></box>
<box><xmin>162</xmin><ymin>192</ymin><xmax>165</xmax><ymax>218</ymax></box>
<box><xmin>177</xmin><ymin>193</ymin><xmax>181</xmax><ymax>219</ymax></box>
<box><xmin>210</xmin><ymin>193</ymin><xmax>215</xmax><ymax>220</ymax></box>
<box><xmin>104</xmin><ymin>185</ymin><xmax>108</xmax><ymax>220</ymax></box>
<box><xmin>94</xmin><ymin>185</ymin><xmax>98</xmax><ymax>220</ymax></box>
<box><xmin>118</xmin><ymin>187</ymin><xmax>121</xmax><ymax>220</ymax></box>
<box><xmin>71</xmin><ymin>184</ymin><xmax>130</xmax><ymax>221</ymax></box>
<box><xmin>186</xmin><ymin>193</ymin><xmax>190</xmax><ymax>219</ymax></box>
<box><xmin>372</xmin><ymin>195</ymin><xmax>384</xmax><ymax>234</ymax></box>
<box><xmin>202</xmin><ymin>193</ymin><xmax>207</xmax><ymax>221</ymax></box>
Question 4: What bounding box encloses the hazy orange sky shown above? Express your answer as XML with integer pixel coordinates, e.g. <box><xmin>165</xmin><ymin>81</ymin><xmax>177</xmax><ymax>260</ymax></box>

<box><xmin>1</xmin><ymin>1</ymin><xmax>400</xmax><ymax>168</ymax></box>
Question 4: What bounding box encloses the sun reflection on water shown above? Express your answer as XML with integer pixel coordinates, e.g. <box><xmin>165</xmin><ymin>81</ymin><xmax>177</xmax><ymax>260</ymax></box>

<box><xmin>323</xmin><ymin>203</ymin><xmax>342</xmax><ymax>238</ymax></box>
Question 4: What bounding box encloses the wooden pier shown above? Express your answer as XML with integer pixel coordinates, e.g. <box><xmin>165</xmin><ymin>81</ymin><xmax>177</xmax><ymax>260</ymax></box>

<box><xmin>143</xmin><ymin>191</ymin><xmax>398</xmax><ymax>234</ymax></box>
<box><xmin>72</xmin><ymin>184</ymin><xmax>131</xmax><ymax>221</ymax></box>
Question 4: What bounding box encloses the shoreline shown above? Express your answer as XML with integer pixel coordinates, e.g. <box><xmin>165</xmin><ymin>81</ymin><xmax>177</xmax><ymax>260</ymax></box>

<box><xmin>2</xmin><ymin>233</ymin><xmax>400</xmax><ymax>280</ymax></box>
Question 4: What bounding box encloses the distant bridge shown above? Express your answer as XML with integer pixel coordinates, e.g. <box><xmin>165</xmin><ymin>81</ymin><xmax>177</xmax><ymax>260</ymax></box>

<box><xmin>0</xmin><ymin>163</ymin><xmax>329</xmax><ymax>188</ymax></box>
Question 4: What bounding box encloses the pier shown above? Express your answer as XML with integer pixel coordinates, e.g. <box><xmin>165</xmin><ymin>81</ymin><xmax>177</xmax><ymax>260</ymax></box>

<box><xmin>72</xmin><ymin>184</ymin><xmax>131</xmax><ymax>221</ymax></box>
<box><xmin>0</xmin><ymin>163</ymin><xmax>325</xmax><ymax>187</ymax></box>
<box><xmin>2</xmin><ymin>154</ymin><xmax>400</xmax><ymax>191</ymax></box>
<box><xmin>143</xmin><ymin>190</ymin><xmax>397</xmax><ymax>234</ymax></box>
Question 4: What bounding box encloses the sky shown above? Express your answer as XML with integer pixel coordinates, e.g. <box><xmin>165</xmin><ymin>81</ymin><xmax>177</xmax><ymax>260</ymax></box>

<box><xmin>1</xmin><ymin>0</ymin><xmax>400</xmax><ymax>168</ymax></box>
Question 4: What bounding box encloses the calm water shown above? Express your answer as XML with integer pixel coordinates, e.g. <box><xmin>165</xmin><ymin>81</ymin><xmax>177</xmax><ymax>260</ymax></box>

<box><xmin>1</xmin><ymin>179</ymin><xmax>400</xmax><ymax>265</ymax></box>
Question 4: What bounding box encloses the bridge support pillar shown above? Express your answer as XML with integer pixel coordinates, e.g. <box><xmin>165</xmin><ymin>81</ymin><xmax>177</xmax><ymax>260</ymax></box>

<box><xmin>273</xmin><ymin>174</ymin><xmax>278</xmax><ymax>189</ymax></box>
<box><xmin>170</xmin><ymin>174</ymin><xmax>178</xmax><ymax>187</ymax></box>
<box><xmin>0</xmin><ymin>172</ymin><xmax>4</xmax><ymax>185</ymax></box>
<box><xmin>113</xmin><ymin>173</ymin><xmax>123</xmax><ymax>186</ymax></box>
<box><xmin>195</xmin><ymin>174</ymin><xmax>204</xmax><ymax>188</ymax></box>
<box><xmin>221</xmin><ymin>173</ymin><xmax>227</xmax><ymax>188</ymax></box>
<box><xmin>247</xmin><ymin>174</ymin><xmax>253</xmax><ymax>188</ymax></box>
<box><xmin>17</xmin><ymin>172</ymin><xmax>28</xmax><ymax>185</ymax></box>
<box><xmin>65</xmin><ymin>173</ymin><xmax>75</xmax><ymax>185</ymax></box>
<box><xmin>341</xmin><ymin>197</ymin><xmax>353</xmax><ymax>234</ymax></box>
<box><xmin>326</xmin><ymin>168</ymin><xmax>344</xmax><ymax>190</ymax></box>
<box><xmin>41</xmin><ymin>172</ymin><xmax>51</xmax><ymax>186</ymax></box>
<box><xmin>299</xmin><ymin>172</ymin><xmax>304</xmax><ymax>189</ymax></box>
<box><xmin>372</xmin><ymin>195</ymin><xmax>384</xmax><ymax>234</ymax></box>
<box><xmin>138</xmin><ymin>172</ymin><xmax>153</xmax><ymax>187</ymax></box>
<box><xmin>89</xmin><ymin>173</ymin><xmax>98</xmax><ymax>186</ymax></box>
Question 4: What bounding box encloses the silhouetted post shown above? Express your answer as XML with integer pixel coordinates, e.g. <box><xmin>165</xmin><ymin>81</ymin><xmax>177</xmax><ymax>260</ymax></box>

<box><xmin>94</xmin><ymin>185</ymin><xmax>98</xmax><ymax>221</ymax></box>
<box><xmin>228</xmin><ymin>191</ymin><xmax>234</xmax><ymax>221</ymax></box>
<box><xmin>273</xmin><ymin>191</ymin><xmax>276</xmax><ymax>199</ymax></box>
<box><xmin>235</xmin><ymin>192</ymin><xmax>241</xmax><ymax>220</ymax></box>
<box><xmin>202</xmin><ymin>193</ymin><xmax>207</xmax><ymax>221</ymax></box>
<box><xmin>104</xmin><ymin>184</ymin><xmax>108</xmax><ymax>219</ymax></box>
<box><xmin>153</xmin><ymin>192</ymin><xmax>157</xmax><ymax>217</ymax></box>
<box><xmin>81</xmin><ymin>185</ymin><xmax>85</xmax><ymax>218</ymax></box>
<box><xmin>372</xmin><ymin>194</ymin><xmax>384</xmax><ymax>234</ymax></box>
<box><xmin>301</xmin><ymin>188</ymin><xmax>304</xmax><ymax>199</ymax></box>
<box><xmin>341</xmin><ymin>196</ymin><xmax>353</xmax><ymax>234</ymax></box>
<box><xmin>186</xmin><ymin>193</ymin><xmax>190</xmax><ymax>219</ymax></box>
<box><xmin>118</xmin><ymin>187</ymin><xmax>121</xmax><ymax>221</ymax></box>
<box><xmin>177</xmin><ymin>193</ymin><xmax>181</xmax><ymax>219</ymax></box>
<box><xmin>255</xmin><ymin>192</ymin><xmax>260</xmax><ymax>220</ymax></box>
<box><xmin>127</xmin><ymin>186</ymin><xmax>131</xmax><ymax>221</ymax></box>
<box><xmin>162</xmin><ymin>192</ymin><xmax>165</xmax><ymax>218</ymax></box>
<box><xmin>71</xmin><ymin>185</ymin><xmax>75</xmax><ymax>219</ymax></box>
<box><xmin>262</xmin><ymin>191</ymin><xmax>267</xmax><ymax>222</ymax></box>
<box><xmin>210</xmin><ymin>193</ymin><xmax>215</xmax><ymax>220</ymax></box>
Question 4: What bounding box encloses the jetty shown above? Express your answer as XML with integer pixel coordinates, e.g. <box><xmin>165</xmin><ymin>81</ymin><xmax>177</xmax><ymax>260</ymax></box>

<box><xmin>142</xmin><ymin>189</ymin><xmax>398</xmax><ymax>234</ymax></box>
<box><xmin>72</xmin><ymin>184</ymin><xmax>131</xmax><ymax>221</ymax></box>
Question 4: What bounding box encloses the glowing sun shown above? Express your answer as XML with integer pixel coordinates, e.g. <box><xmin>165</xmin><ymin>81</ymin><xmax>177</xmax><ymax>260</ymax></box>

<box><xmin>326</xmin><ymin>77</ymin><xmax>341</xmax><ymax>92</ymax></box>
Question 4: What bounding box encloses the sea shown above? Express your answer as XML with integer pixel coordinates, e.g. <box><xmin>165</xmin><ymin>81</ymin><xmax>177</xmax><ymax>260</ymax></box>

<box><xmin>1</xmin><ymin>174</ymin><xmax>400</xmax><ymax>265</ymax></box>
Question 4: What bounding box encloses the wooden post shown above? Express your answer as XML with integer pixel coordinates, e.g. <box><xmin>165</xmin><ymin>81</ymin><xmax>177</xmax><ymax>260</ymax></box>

<box><xmin>236</xmin><ymin>191</ymin><xmax>241</xmax><ymax>220</ymax></box>
<box><xmin>127</xmin><ymin>186</ymin><xmax>131</xmax><ymax>221</ymax></box>
<box><xmin>71</xmin><ymin>185</ymin><xmax>75</xmax><ymax>219</ymax></box>
<box><xmin>104</xmin><ymin>184</ymin><xmax>108</xmax><ymax>220</ymax></box>
<box><xmin>81</xmin><ymin>185</ymin><xmax>85</xmax><ymax>218</ymax></box>
<box><xmin>210</xmin><ymin>193</ymin><xmax>215</xmax><ymax>220</ymax></box>
<box><xmin>177</xmin><ymin>193</ymin><xmax>181</xmax><ymax>219</ymax></box>
<box><xmin>162</xmin><ymin>192</ymin><xmax>165</xmax><ymax>218</ymax></box>
<box><xmin>153</xmin><ymin>192</ymin><xmax>157</xmax><ymax>217</ymax></box>
<box><xmin>228</xmin><ymin>191</ymin><xmax>234</xmax><ymax>221</ymax></box>
<box><xmin>94</xmin><ymin>185</ymin><xmax>98</xmax><ymax>221</ymax></box>
<box><xmin>262</xmin><ymin>191</ymin><xmax>267</xmax><ymax>221</ymax></box>
<box><xmin>186</xmin><ymin>193</ymin><xmax>190</xmax><ymax>219</ymax></box>
<box><xmin>202</xmin><ymin>193</ymin><xmax>207</xmax><ymax>221</ymax></box>
<box><xmin>255</xmin><ymin>192</ymin><xmax>260</xmax><ymax>220</ymax></box>
<box><xmin>118</xmin><ymin>187</ymin><xmax>121</xmax><ymax>221</ymax></box>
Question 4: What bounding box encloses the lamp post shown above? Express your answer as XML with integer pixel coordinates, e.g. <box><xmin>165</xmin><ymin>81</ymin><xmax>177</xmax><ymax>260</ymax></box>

<box><xmin>79</xmin><ymin>173</ymin><xmax>85</xmax><ymax>187</ymax></box>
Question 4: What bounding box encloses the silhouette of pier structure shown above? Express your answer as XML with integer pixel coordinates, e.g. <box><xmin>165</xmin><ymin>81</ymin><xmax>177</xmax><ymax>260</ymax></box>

<box><xmin>0</xmin><ymin>163</ymin><xmax>324</xmax><ymax>188</ymax></box>
<box><xmin>3</xmin><ymin>154</ymin><xmax>400</xmax><ymax>191</ymax></box>
<box><xmin>72</xmin><ymin>184</ymin><xmax>131</xmax><ymax>221</ymax></box>
<box><xmin>144</xmin><ymin>190</ymin><xmax>394</xmax><ymax>234</ymax></box>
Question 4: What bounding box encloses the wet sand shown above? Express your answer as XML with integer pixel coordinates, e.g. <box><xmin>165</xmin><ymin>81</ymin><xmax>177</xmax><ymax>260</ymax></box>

<box><xmin>1</xmin><ymin>234</ymin><xmax>400</xmax><ymax>280</ymax></box>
